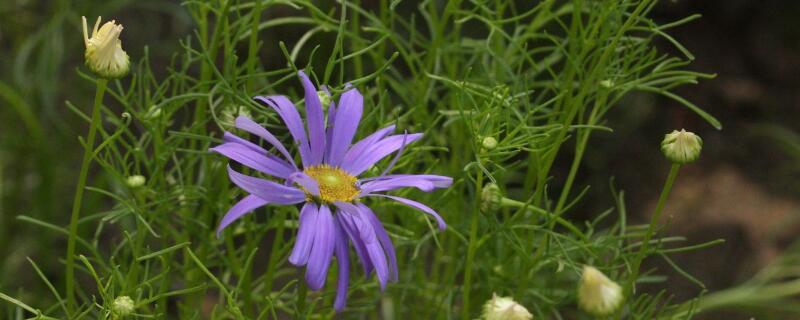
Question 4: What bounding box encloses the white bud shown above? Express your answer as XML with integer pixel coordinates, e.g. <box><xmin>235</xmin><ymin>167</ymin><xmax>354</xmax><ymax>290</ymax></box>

<box><xmin>82</xmin><ymin>16</ymin><xmax>129</xmax><ymax>79</ymax></box>
<box><xmin>578</xmin><ymin>266</ymin><xmax>623</xmax><ymax>316</ymax></box>
<box><xmin>126</xmin><ymin>175</ymin><xmax>146</xmax><ymax>188</ymax></box>
<box><xmin>661</xmin><ymin>129</ymin><xmax>702</xmax><ymax>164</ymax></box>
<box><xmin>482</xmin><ymin>294</ymin><xmax>533</xmax><ymax>320</ymax></box>
<box><xmin>111</xmin><ymin>296</ymin><xmax>135</xmax><ymax>316</ymax></box>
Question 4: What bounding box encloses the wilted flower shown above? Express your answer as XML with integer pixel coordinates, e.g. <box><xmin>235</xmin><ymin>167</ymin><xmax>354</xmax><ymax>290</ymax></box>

<box><xmin>660</xmin><ymin>129</ymin><xmax>702</xmax><ymax>164</ymax></box>
<box><xmin>126</xmin><ymin>175</ymin><xmax>146</xmax><ymax>188</ymax></box>
<box><xmin>482</xmin><ymin>294</ymin><xmax>533</xmax><ymax>320</ymax></box>
<box><xmin>210</xmin><ymin>71</ymin><xmax>452</xmax><ymax>311</ymax></box>
<box><xmin>578</xmin><ymin>266</ymin><xmax>623</xmax><ymax>316</ymax></box>
<box><xmin>111</xmin><ymin>296</ymin><xmax>135</xmax><ymax>317</ymax></box>
<box><xmin>81</xmin><ymin>16</ymin><xmax>129</xmax><ymax>78</ymax></box>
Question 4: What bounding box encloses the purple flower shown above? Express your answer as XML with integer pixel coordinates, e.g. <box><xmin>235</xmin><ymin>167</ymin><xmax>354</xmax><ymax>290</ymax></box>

<box><xmin>210</xmin><ymin>71</ymin><xmax>452</xmax><ymax>311</ymax></box>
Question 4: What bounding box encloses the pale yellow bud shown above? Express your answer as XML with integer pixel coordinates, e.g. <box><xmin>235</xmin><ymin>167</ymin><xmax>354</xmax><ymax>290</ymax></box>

<box><xmin>82</xmin><ymin>16</ymin><xmax>130</xmax><ymax>78</ymax></box>
<box><xmin>578</xmin><ymin>266</ymin><xmax>623</xmax><ymax>316</ymax></box>
<box><xmin>482</xmin><ymin>294</ymin><xmax>533</xmax><ymax>320</ymax></box>
<box><xmin>126</xmin><ymin>175</ymin><xmax>146</xmax><ymax>188</ymax></box>
<box><xmin>661</xmin><ymin>129</ymin><xmax>703</xmax><ymax>164</ymax></box>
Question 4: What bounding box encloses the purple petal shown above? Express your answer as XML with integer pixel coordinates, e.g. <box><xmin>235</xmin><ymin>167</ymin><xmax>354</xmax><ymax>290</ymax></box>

<box><xmin>210</xmin><ymin>142</ymin><xmax>295</xmax><ymax>179</ymax></box>
<box><xmin>333</xmin><ymin>220</ymin><xmax>350</xmax><ymax>311</ymax></box>
<box><xmin>288</xmin><ymin>172</ymin><xmax>320</xmax><ymax>196</ymax></box>
<box><xmin>222</xmin><ymin>132</ymin><xmax>294</xmax><ymax>171</ymax></box>
<box><xmin>289</xmin><ymin>203</ymin><xmax>317</xmax><ymax>266</ymax></box>
<box><xmin>298</xmin><ymin>71</ymin><xmax>326</xmax><ymax>165</ymax></box>
<box><xmin>226</xmin><ymin>165</ymin><xmax>306</xmax><ymax>204</ymax></box>
<box><xmin>326</xmin><ymin>88</ymin><xmax>363</xmax><ymax>166</ymax></box>
<box><xmin>365</xmin><ymin>194</ymin><xmax>446</xmax><ymax>230</ymax></box>
<box><xmin>359</xmin><ymin>203</ymin><xmax>399</xmax><ymax>282</ymax></box>
<box><xmin>359</xmin><ymin>176</ymin><xmax>436</xmax><ymax>195</ymax></box>
<box><xmin>342</xmin><ymin>133</ymin><xmax>423</xmax><ymax>176</ymax></box>
<box><xmin>335</xmin><ymin>209</ymin><xmax>373</xmax><ymax>275</ymax></box>
<box><xmin>336</xmin><ymin>202</ymin><xmax>388</xmax><ymax>289</ymax></box>
<box><xmin>233</xmin><ymin>116</ymin><xmax>298</xmax><ymax>169</ymax></box>
<box><xmin>253</xmin><ymin>95</ymin><xmax>313</xmax><ymax>167</ymax></box>
<box><xmin>342</xmin><ymin>125</ymin><xmax>396</xmax><ymax>166</ymax></box>
<box><xmin>360</xmin><ymin>174</ymin><xmax>453</xmax><ymax>188</ymax></box>
<box><xmin>305</xmin><ymin>205</ymin><xmax>335</xmax><ymax>290</ymax></box>
<box><xmin>216</xmin><ymin>195</ymin><xmax>268</xmax><ymax>237</ymax></box>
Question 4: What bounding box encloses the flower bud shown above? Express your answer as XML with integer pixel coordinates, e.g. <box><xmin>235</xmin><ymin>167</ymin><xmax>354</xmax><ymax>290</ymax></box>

<box><xmin>481</xmin><ymin>183</ymin><xmax>503</xmax><ymax>213</ymax></box>
<box><xmin>482</xmin><ymin>294</ymin><xmax>533</xmax><ymax>320</ymax></box>
<box><xmin>82</xmin><ymin>16</ymin><xmax>129</xmax><ymax>79</ymax></box>
<box><xmin>317</xmin><ymin>91</ymin><xmax>332</xmax><ymax>111</ymax></box>
<box><xmin>481</xmin><ymin>136</ymin><xmax>498</xmax><ymax>151</ymax></box>
<box><xmin>126</xmin><ymin>175</ymin><xmax>146</xmax><ymax>188</ymax></box>
<box><xmin>578</xmin><ymin>266</ymin><xmax>623</xmax><ymax>316</ymax></box>
<box><xmin>661</xmin><ymin>129</ymin><xmax>702</xmax><ymax>164</ymax></box>
<box><xmin>111</xmin><ymin>296</ymin><xmax>135</xmax><ymax>316</ymax></box>
<box><xmin>221</xmin><ymin>106</ymin><xmax>252</xmax><ymax>129</ymax></box>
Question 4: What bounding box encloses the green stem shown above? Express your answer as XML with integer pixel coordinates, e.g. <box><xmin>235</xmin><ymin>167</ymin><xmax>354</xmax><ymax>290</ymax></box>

<box><xmin>625</xmin><ymin>163</ymin><xmax>681</xmax><ymax>298</ymax></box>
<box><xmin>296</xmin><ymin>280</ymin><xmax>309</xmax><ymax>318</ymax></box>
<box><xmin>65</xmin><ymin>78</ymin><xmax>108</xmax><ymax>313</ymax></box>
<box><xmin>462</xmin><ymin>169</ymin><xmax>483</xmax><ymax>320</ymax></box>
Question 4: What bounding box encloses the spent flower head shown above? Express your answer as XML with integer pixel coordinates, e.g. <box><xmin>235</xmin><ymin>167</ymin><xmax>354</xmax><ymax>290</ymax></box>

<box><xmin>661</xmin><ymin>129</ymin><xmax>702</xmax><ymax>164</ymax></box>
<box><xmin>210</xmin><ymin>71</ymin><xmax>452</xmax><ymax>311</ymax></box>
<box><xmin>82</xmin><ymin>16</ymin><xmax>129</xmax><ymax>79</ymax></box>
<box><xmin>578</xmin><ymin>266</ymin><xmax>623</xmax><ymax>316</ymax></box>
<box><xmin>482</xmin><ymin>294</ymin><xmax>533</xmax><ymax>320</ymax></box>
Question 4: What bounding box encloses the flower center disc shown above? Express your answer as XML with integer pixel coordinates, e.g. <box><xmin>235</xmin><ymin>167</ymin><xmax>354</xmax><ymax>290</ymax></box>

<box><xmin>304</xmin><ymin>165</ymin><xmax>359</xmax><ymax>203</ymax></box>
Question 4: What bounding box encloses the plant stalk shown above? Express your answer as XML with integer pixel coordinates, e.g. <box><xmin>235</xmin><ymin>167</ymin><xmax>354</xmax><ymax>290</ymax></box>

<box><xmin>65</xmin><ymin>78</ymin><xmax>108</xmax><ymax>313</ymax></box>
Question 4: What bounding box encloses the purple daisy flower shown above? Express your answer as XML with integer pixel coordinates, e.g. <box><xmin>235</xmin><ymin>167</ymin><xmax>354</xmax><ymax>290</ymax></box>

<box><xmin>210</xmin><ymin>71</ymin><xmax>452</xmax><ymax>311</ymax></box>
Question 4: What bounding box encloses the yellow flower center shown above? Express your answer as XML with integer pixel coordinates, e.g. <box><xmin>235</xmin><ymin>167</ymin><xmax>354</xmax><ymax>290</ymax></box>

<box><xmin>303</xmin><ymin>165</ymin><xmax>360</xmax><ymax>203</ymax></box>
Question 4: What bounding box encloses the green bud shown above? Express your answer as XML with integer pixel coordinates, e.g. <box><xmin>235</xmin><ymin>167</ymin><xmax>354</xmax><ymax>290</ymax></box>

<box><xmin>481</xmin><ymin>183</ymin><xmax>503</xmax><ymax>213</ymax></box>
<box><xmin>481</xmin><ymin>136</ymin><xmax>498</xmax><ymax>151</ymax></box>
<box><xmin>317</xmin><ymin>91</ymin><xmax>332</xmax><ymax>111</ymax></box>
<box><xmin>111</xmin><ymin>296</ymin><xmax>135</xmax><ymax>317</ymax></box>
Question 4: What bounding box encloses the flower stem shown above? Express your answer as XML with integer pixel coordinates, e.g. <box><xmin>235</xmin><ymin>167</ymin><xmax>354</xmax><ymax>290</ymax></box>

<box><xmin>462</xmin><ymin>168</ymin><xmax>483</xmax><ymax>319</ymax></box>
<box><xmin>296</xmin><ymin>280</ymin><xmax>309</xmax><ymax>317</ymax></box>
<box><xmin>625</xmin><ymin>163</ymin><xmax>681</xmax><ymax>297</ymax></box>
<box><xmin>65</xmin><ymin>78</ymin><xmax>108</xmax><ymax>313</ymax></box>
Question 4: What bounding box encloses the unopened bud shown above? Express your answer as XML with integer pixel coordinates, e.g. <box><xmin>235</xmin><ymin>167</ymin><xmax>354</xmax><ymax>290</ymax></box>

<box><xmin>317</xmin><ymin>91</ymin><xmax>332</xmax><ymax>111</ymax></box>
<box><xmin>482</xmin><ymin>294</ymin><xmax>533</xmax><ymax>320</ymax></box>
<box><xmin>578</xmin><ymin>266</ymin><xmax>623</xmax><ymax>316</ymax></box>
<box><xmin>481</xmin><ymin>136</ymin><xmax>498</xmax><ymax>151</ymax></box>
<box><xmin>481</xmin><ymin>183</ymin><xmax>503</xmax><ymax>213</ymax></box>
<box><xmin>126</xmin><ymin>175</ymin><xmax>146</xmax><ymax>188</ymax></box>
<box><xmin>661</xmin><ymin>129</ymin><xmax>702</xmax><ymax>164</ymax></box>
<box><xmin>111</xmin><ymin>296</ymin><xmax>135</xmax><ymax>317</ymax></box>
